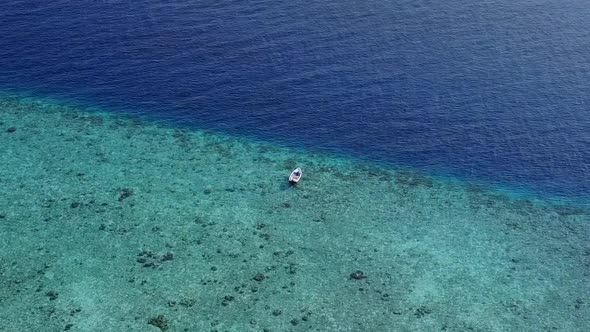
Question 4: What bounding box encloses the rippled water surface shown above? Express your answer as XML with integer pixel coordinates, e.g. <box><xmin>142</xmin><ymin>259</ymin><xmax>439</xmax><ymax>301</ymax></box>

<box><xmin>1</xmin><ymin>2</ymin><xmax>590</xmax><ymax>330</ymax></box>
<box><xmin>0</xmin><ymin>0</ymin><xmax>589</xmax><ymax>199</ymax></box>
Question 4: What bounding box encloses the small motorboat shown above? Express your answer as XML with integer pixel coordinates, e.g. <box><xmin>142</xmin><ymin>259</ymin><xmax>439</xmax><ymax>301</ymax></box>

<box><xmin>289</xmin><ymin>167</ymin><xmax>302</xmax><ymax>184</ymax></box>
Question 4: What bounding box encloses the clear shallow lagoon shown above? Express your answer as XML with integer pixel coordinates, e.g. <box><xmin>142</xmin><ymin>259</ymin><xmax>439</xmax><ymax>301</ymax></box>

<box><xmin>1</xmin><ymin>0</ymin><xmax>590</xmax><ymax>330</ymax></box>
<box><xmin>1</xmin><ymin>95</ymin><xmax>589</xmax><ymax>331</ymax></box>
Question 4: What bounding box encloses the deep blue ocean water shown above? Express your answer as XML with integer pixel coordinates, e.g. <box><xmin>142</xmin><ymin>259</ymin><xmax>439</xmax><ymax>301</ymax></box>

<box><xmin>0</xmin><ymin>0</ymin><xmax>589</xmax><ymax>200</ymax></box>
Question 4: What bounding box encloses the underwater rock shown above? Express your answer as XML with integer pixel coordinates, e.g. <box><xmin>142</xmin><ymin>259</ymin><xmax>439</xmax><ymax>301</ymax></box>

<box><xmin>161</xmin><ymin>252</ymin><xmax>174</xmax><ymax>262</ymax></box>
<box><xmin>118</xmin><ymin>188</ymin><xmax>134</xmax><ymax>202</ymax></box>
<box><xmin>253</xmin><ymin>273</ymin><xmax>265</xmax><ymax>282</ymax></box>
<box><xmin>350</xmin><ymin>270</ymin><xmax>367</xmax><ymax>280</ymax></box>
<box><xmin>221</xmin><ymin>295</ymin><xmax>235</xmax><ymax>306</ymax></box>
<box><xmin>179</xmin><ymin>298</ymin><xmax>196</xmax><ymax>307</ymax></box>
<box><xmin>414</xmin><ymin>306</ymin><xmax>432</xmax><ymax>318</ymax></box>
<box><xmin>137</xmin><ymin>249</ymin><xmax>173</xmax><ymax>268</ymax></box>
<box><xmin>46</xmin><ymin>290</ymin><xmax>58</xmax><ymax>300</ymax></box>
<box><xmin>148</xmin><ymin>314</ymin><xmax>169</xmax><ymax>331</ymax></box>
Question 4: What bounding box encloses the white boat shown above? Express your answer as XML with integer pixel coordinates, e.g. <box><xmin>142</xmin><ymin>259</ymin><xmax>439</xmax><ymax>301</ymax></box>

<box><xmin>289</xmin><ymin>167</ymin><xmax>302</xmax><ymax>184</ymax></box>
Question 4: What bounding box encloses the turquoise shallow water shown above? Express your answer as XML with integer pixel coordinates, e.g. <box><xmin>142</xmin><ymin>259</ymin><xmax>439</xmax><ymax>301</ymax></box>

<box><xmin>0</xmin><ymin>94</ymin><xmax>589</xmax><ymax>331</ymax></box>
